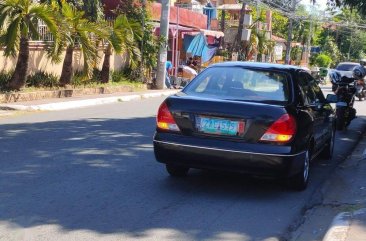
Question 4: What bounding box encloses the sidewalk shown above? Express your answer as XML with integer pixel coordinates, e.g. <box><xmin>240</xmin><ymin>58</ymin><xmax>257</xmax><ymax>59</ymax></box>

<box><xmin>322</xmin><ymin>133</ymin><xmax>366</xmax><ymax>241</ymax></box>
<box><xmin>0</xmin><ymin>89</ymin><xmax>179</xmax><ymax>112</ymax></box>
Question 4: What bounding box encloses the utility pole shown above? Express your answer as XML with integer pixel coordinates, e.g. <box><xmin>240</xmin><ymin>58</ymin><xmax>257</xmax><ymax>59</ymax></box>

<box><xmin>306</xmin><ymin>15</ymin><xmax>313</xmax><ymax>66</ymax></box>
<box><xmin>348</xmin><ymin>30</ymin><xmax>353</xmax><ymax>60</ymax></box>
<box><xmin>285</xmin><ymin>0</ymin><xmax>297</xmax><ymax>65</ymax></box>
<box><xmin>156</xmin><ymin>0</ymin><xmax>171</xmax><ymax>89</ymax></box>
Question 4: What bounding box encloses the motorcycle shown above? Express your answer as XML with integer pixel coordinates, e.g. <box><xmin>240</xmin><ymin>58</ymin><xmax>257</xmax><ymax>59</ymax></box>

<box><xmin>330</xmin><ymin>72</ymin><xmax>357</xmax><ymax>131</ymax></box>
<box><xmin>354</xmin><ymin>79</ymin><xmax>366</xmax><ymax>101</ymax></box>
<box><xmin>317</xmin><ymin>76</ymin><xmax>327</xmax><ymax>85</ymax></box>
<box><xmin>311</xmin><ymin>67</ymin><xmax>328</xmax><ymax>85</ymax></box>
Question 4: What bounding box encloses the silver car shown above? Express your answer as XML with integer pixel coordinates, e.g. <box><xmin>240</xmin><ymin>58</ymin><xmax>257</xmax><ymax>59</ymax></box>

<box><xmin>335</xmin><ymin>62</ymin><xmax>360</xmax><ymax>78</ymax></box>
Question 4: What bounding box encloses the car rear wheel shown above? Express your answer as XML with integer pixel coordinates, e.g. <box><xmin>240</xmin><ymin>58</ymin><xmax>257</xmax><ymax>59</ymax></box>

<box><xmin>320</xmin><ymin>128</ymin><xmax>335</xmax><ymax>159</ymax></box>
<box><xmin>166</xmin><ymin>164</ymin><xmax>189</xmax><ymax>177</ymax></box>
<box><xmin>288</xmin><ymin>150</ymin><xmax>310</xmax><ymax>191</ymax></box>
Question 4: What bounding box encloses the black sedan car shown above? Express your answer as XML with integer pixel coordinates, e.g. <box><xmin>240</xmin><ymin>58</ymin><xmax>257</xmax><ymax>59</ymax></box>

<box><xmin>153</xmin><ymin>62</ymin><xmax>335</xmax><ymax>190</ymax></box>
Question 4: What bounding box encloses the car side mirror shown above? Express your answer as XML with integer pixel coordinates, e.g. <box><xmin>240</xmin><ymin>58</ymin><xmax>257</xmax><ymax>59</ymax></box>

<box><xmin>326</xmin><ymin>94</ymin><xmax>338</xmax><ymax>103</ymax></box>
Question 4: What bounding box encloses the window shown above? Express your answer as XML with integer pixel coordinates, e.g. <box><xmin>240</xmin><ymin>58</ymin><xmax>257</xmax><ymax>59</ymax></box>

<box><xmin>184</xmin><ymin>67</ymin><xmax>289</xmax><ymax>103</ymax></box>
<box><xmin>297</xmin><ymin>71</ymin><xmax>325</xmax><ymax>105</ymax></box>
<box><xmin>336</xmin><ymin>63</ymin><xmax>359</xmax><ymax>71</ymax></box>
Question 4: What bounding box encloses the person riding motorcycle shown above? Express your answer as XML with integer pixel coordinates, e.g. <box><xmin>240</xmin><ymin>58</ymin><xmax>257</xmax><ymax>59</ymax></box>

<box><xmin>360</xmin><ymin>59</ymin><xmax>366</xmax><ymax>67</ymax></box>
<box><xmin>330</xmin><ymin>70</ymin><xmax>357</xmax><ymax>130</ymax></box>
<box><xmin>330</xmin><ymin>71</ymin><xmax>342</xmax><ymax>94</ymax></box>
<box><xmin>353</xmin><ymin>64</ymin><xmax>366</xmax><ymax>100</ymax></box>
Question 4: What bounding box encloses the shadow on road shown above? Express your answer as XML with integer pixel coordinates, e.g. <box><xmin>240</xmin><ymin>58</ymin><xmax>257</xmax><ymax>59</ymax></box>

<box><xmin>0</xmin><ymin>115</ymin><xmax>364</xmax><ymax>240</ymax></box>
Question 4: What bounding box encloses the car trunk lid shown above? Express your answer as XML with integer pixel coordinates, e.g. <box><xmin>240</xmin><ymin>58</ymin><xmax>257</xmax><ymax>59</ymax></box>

<box><xmin>165</xmin><ymin>94</ymin><xmax>290</xmax><ymax>143</ymax></box>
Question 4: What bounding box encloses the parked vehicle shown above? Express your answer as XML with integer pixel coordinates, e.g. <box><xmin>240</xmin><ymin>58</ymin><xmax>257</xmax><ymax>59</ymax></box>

<box><xmin>153</xmin><ymin>62</ymin><xmax>336</xmax><ymax>191</ymax></box>
<box><xmin>330</xmin><ymin>71</ymin><xmax>357</xmax><ymax>131</ymax></box>
<box><xmin>335</xmin><ymin>62</ymin><xmax>360</xmax><ymax>78</ymax></box>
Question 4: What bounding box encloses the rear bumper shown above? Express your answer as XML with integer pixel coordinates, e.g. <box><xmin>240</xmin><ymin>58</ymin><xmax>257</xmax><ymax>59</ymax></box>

<box><xmin>153</xmin><ymin>133</ymin><xmax>306</xmax><ymax>178</ymax></box>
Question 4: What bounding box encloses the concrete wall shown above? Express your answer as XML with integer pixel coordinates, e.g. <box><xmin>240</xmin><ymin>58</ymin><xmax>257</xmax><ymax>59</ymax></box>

<box><xmin>0</xmin><ymin>43</ymin><xmax>128</xmax><ymax>76</ymax></box>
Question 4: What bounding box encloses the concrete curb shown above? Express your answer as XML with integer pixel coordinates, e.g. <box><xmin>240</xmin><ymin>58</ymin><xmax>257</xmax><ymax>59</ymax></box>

<box><xmin>0</xmin><ymin>90</ymin><xmax>179</xmax><ymax>111</ymax></box>
<box><xmin>322</xmin><ymin>212</ymin><xmax>352</xmax><ymax>241</ymax></box>
<box><xmin>323</xmin><ymin>208</ymin><xmax>366</xmax><ymax>241</ymax></box>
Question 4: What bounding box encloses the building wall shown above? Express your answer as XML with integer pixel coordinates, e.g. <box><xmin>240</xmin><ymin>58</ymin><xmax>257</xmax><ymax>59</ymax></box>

<box><xmin>0</xmin><ymin>44</ymin><xmax>128</xmax><ymax>76</ymax></box>
<box><xmin>150</xmin><ymin>2</ymin><xmax>208</xmax><ymax>29</ymax></box>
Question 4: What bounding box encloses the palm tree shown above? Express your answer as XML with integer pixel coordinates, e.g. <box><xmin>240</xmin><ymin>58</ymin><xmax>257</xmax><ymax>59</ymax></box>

<box><xmin>100</xmin><ymin>15</ymin><xmax>141</xmax><ymax>83</ymax></box>
<box><xmin>0</xmin><ymin>0</ymin><xmax>58</xmax><ymax>90</ymax></box>
<box><xmin>246</xmin><ymin>29</ymin><xmax>275</xmax><ymax>62</ymax></box>
<box><xmin>50</xmin><ymin>1</ymin><xmax>107</xmax><ymax>86</ymax></box>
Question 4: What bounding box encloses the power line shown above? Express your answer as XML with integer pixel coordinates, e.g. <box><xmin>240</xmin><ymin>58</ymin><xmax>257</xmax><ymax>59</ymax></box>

<box><xmin>245</xmin><ymin>0</ymin><xmax>366</xmax><ymax>30</ymax></box>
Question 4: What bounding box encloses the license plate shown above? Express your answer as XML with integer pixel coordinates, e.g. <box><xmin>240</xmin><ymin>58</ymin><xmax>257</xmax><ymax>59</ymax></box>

<box><xmin>196</xmin><ymin>117</ymin><xmax>244</xmax><ymax>136</ymax></box>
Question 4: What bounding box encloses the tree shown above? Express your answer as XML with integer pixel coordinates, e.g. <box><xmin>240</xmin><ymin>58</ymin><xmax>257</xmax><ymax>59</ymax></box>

<box><xmin>42</xmin><ymin>0</ymin><xmax>104</xmax><ymax>21</ymax></box>
<box><xmin>81</xmin><ymin>0</ymin><xmax>104</xmax><ymax>22</ymax></box>
<box><xmin>49</xmin><ymin>1</ymin><xmax>107</xmax><ymax>86</ymax></box>
<box><xmin>0</xmin><ymin>0</ymin><xmax>58</xmax><ymax>90</ymax></box>
<box><xmin>322</xmin><ymin>36</ymin><xmax>341</xmax><ymax>64</ymax></box>
<box><xmin>315</xmin><ymin>53</ymin><xmax>332</xmax><ymax>67</ymax></box>
<box><xmin>314</xmin><ymin>8</ymin><xmax>366</xmax><ymax>62</ymax></box>
<box><xmin>117</xmin><ymin>0</ymin><xmax>158</xmax><ymax>78</ymax></box>
<box><xmin>100</xmin><ymin>15</ymin><xmax>141</xmax><ymax>83</ymax></box>
<box><xmin>327</xmin><ymin>0</ymin><xmax>366</xmax><ymax>16</ymax></box>
<box><xmin>271</xmin><ymin>10</ymin><xmax>289</xmax><ymax>39</ymax></box>
<box><xmin>117</xmin><ymin>0</ymin><xmax>144</xmax><ymax>20</ymax></box>
<box><xmin>332</xmin><ymin>8</ymin><xmax>366</xmax><ymax>61</ymax></box>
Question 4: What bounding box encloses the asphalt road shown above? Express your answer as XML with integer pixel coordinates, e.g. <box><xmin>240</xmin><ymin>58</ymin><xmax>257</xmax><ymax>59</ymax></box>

<box><xmin>0</xmin><ymin>89</ymin><xmax>365</xmax><ymax>241</ymax></box>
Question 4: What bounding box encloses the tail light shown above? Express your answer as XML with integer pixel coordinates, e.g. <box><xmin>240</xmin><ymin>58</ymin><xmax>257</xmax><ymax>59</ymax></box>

<box><xmin>157</xmin><ymin>102</ymin><xmax>180</xmax><ymax>132</ymax></box>
<box><xmin>260</xmin><ymin>114</ymin><xmax>297</xmax><ymax>143</ymax></box>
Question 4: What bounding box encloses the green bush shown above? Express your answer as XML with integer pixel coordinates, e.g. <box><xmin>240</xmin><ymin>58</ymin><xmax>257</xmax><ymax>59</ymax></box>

<box><xmin>309</xmin><ymin>53</ymin><xmax>319</xmax><ymax>67</ymax></box>
<box><xmin>71</xmin><ymin>69</ymin><xmax>102</xmax><ymax>86</ymax></box>
<box><xmin>91</xmin><ymin>68</ymin><xmax>101</xmax><ymax>82</ymax></box>
<box><xmin>111</xmin><ymin>69</ymin><xmax>129</xmax><ymax>83</ymax></box>
<box><xmin>0</xmin><ymin>71</ymin><xmax>13</xmax><ymax>91</ymax></box>
<box><xmin>26</xmin><ymin>71</ymin><xmax>58</xmax><ymax>88</ymax></box>
<box><xmin>122</xmin><ymin>67</ymin><xmax>144</xmax><ymax>82</ymax></box>
<box><xmin>315</xmin><ymin>54</ymin><xmax>332</xmax><ymax>68</ymax></box>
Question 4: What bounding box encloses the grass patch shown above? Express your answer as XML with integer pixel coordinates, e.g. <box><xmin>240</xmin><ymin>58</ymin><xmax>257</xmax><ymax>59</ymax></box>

<box><xmin>0</xmin><ymin>69</ymin><xmax>146</xmax><ymax>94</ymax></box>
<box><xmin>71</xmin><ymin>80</ymin><xmax>146</xmax><ymax>91</ymax></box>
<box><xmin>7</xmin><ymin>81</ymin><xmax>146</xmax><ymax>93</ymax></box>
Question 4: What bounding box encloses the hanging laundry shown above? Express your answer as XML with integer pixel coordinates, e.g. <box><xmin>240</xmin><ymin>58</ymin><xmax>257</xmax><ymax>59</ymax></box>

<box><xmin>186</xmin><ymin>33</ymin><xmax>217</xmax><ymax>63</ymax></box>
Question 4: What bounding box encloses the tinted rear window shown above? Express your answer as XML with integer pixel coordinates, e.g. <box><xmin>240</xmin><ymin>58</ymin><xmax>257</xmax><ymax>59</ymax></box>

<box><xmin>184</xmin><ymin>67</ymin><xmax>289</xmax><ymax>103</ymax></box>
<box><xmin>336</xmin><ymin>64</ymin><xmax>358</xmax><ymax>71</ymax></box>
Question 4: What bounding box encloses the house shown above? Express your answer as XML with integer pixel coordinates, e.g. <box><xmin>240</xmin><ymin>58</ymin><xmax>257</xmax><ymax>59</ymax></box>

<box><xmin>153</xmin><ymin>1</ymin><xmax>225</xmax><ymax>75</ymax></box>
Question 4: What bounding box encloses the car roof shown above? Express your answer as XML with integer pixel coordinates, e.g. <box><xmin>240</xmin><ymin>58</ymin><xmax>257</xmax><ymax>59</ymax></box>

<box><xmin>337</xmin><ymin>62</ymin><xmax>359</xmax><ymax>65</ymax></box>
<box><xmin>209</xmin><ymin>61</ymin><xmax>303</xmax><ymax>72</ymax></box>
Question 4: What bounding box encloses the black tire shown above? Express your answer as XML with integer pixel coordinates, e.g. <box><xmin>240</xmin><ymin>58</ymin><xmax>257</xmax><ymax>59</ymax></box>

<box><xmin>320</xmin><ymin>127</ymin><xmax>335</xmax><ymax>159</ymax></box>
<box><xmin>336</xmin><ymin>108</ymin><xmax>346</xmax><ymax>131</ymax></box>
<box><xmin>166</xmin><ymin>164</ymin><xmax>189</xmax><ymax>177</ymax></box>
<box><xmin>287</xmin><ymin>150</ymin><xmax>310</xmax><ymax>191</ymax></box>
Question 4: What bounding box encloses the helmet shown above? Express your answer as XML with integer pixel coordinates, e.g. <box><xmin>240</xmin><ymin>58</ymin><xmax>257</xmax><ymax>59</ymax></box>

<box><xmin>329</xmin><ymin>71</ymin><xmax>341</xmax><ymax>84</ymax></box>
<box><xmin>353</xmin><ymin>66</ymin><xmax>366</xmax><ymax>80</ymax></box>
<box><xmin>360</xmin><ymin>59</ymin><xmax>366</xmax><ymax>66</ymax></box>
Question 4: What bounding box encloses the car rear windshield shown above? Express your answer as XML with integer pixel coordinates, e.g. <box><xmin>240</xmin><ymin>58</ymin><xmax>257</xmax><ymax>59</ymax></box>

<box><xmin>184</xmin><ymin>66</ymin><xmax>290</xmax><ymax>103</ymax></box>
<box><xmin>336</xmin><ymin>64</ymin><xmax>358</xmax><ymax>71</ymax></box>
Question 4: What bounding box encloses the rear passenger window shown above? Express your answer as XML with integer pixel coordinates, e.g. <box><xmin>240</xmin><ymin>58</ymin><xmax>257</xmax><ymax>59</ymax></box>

<box><xmin>297</xmin><ymin>72</ymin><xmax>318</xmax><ymax>104</ymax></box>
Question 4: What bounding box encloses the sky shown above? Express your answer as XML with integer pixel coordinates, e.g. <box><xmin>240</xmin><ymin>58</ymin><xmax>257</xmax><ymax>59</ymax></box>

<box><xmin>301</xmin><ymin>0</ymin><xmax>328</xmax><ymax>10</ymax></box>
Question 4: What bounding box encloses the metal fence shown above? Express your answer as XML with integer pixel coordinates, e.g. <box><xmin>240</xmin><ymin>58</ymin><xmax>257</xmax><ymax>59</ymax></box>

<box><xmin>29</xmin><ymin>20</ymin><xmax>54</xmax><ymax>42</ymax></box>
